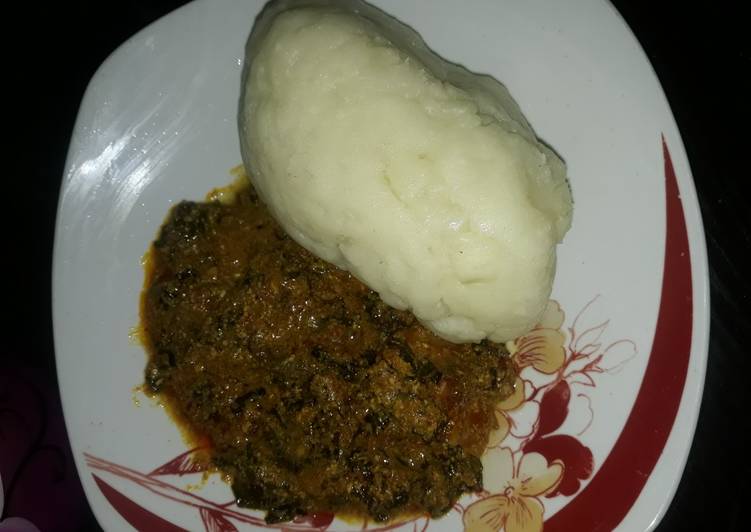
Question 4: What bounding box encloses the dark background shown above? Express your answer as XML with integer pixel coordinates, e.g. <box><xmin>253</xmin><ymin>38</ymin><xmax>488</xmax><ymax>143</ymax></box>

<box><xmin>7</xmin><ymin>0</ymin><xmax>749</xmax><ymax>530</ymax></box>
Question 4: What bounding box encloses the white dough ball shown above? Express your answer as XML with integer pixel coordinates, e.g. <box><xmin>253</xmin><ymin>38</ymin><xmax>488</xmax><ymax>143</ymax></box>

<box><xmin>239</xmin><ymin>0</ymin><xmax>573</xmax><ymax>343</ymax></box>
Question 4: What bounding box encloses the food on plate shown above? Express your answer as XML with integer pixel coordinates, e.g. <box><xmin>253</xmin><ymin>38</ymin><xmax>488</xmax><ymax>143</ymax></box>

<box><xmin>239</xmin><ymin>0</ymin><xmax>573</xmax><ymax>343</ymax></box>
<box><xmin>141</xmin><ymin>0</ymin><xmax>574</xmax><ymax>524</ymax></box>
<box><xmin>141</xmin><ymin>182</ymin><xmax>516</xmax><ymax>523</ymax></box>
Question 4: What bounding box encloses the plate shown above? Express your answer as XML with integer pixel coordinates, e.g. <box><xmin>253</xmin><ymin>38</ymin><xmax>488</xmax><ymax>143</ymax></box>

<box><xmin>52</xmin><ymin>1</ymin><xmax>709</xmax><ymax>530</ymax></box>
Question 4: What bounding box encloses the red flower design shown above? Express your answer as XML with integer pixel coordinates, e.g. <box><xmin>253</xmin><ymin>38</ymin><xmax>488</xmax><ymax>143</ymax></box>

<box><xmin>522</xmin><ymin>381</ymin><xmax>593</xmax><ymax>497</ymax></box>
<box><xmin>149</xmin><ymin>446</ymin><xmax>210</xmax><ymax>477</ymax></box>
<box><xmin>200</xmin><ymin>507</ymin><xmax>238</xmax><ymax>532</ymax></box>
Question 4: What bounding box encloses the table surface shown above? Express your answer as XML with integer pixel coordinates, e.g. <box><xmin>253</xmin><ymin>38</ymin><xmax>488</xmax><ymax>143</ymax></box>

<box><xmin>8</xmin><ymin>1</ymin><xmax>750</xmax><ymax>531</ymax></box>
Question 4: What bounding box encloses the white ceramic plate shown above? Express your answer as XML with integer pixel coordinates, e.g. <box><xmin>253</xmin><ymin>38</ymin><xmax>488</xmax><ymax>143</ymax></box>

<box><xmin>53</xmin><ymin>1</ymin><xmax>709</xmax><ymax>531</ymax></box>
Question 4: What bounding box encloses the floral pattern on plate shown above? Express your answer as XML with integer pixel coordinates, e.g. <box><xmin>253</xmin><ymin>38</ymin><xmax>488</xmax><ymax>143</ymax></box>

<box><xmin>462</xmin><ymin>298</ymin><xmax>636</xmax><ymax>532</ymax></box>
